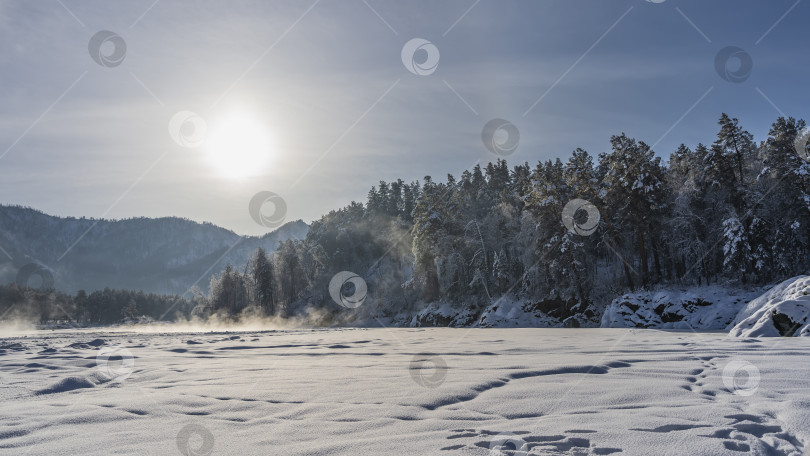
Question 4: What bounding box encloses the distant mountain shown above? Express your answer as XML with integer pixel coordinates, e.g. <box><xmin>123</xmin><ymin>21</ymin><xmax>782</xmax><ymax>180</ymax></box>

<box><xmin>0</xmin><ymin>205</ymin><xmax>308</xmax><ymax>295</ymax></box>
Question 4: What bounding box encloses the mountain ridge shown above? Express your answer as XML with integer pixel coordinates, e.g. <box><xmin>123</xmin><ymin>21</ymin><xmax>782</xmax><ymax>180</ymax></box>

<box><xmin>0</xmin><ymin>204</ymin><xmax>308</xmax><ymax>295</ymax></box>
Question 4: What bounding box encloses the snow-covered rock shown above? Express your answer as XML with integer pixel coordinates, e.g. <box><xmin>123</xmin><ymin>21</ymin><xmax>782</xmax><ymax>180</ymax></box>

<box><xmin>476</xmin><ymin>296</ymin><xmax>561</xmax><ymax>328</ymax></box>
<box><xmin>410</xmin><ymin>302</ymin><xmax>478</xmax><ymax>327</ymax></box>
<box><xmin>409</xmin><ymin>296</ymin><xmax>600</xmax><ymax>328</ymax></box>
<box><xmin>601</xmin><ymin>286</ymin><xmax>761</xmax><ymax>330</ymax></box>
<box><xmin>410</xmin><ymin>296</ymin><xmax>601</xmax><ymax>328</ymax></box>
<box><xmin>729</xmin><ymin>275</ymin><xmax>810</xmax><ymax>337</ymax></box>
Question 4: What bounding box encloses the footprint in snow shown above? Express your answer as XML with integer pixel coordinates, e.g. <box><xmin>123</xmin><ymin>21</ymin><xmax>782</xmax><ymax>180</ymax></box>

<box><xmin>441</xmin><ymin>428</ymin><xmax>622</xmax><ymax>455</ymax></box>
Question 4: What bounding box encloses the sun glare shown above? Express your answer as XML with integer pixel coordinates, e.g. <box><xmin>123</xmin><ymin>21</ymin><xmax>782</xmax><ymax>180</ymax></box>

<box><xmin>204</xmin><ymin>111</ymin><xmax>274</xmax><ymax>179</ymax></box>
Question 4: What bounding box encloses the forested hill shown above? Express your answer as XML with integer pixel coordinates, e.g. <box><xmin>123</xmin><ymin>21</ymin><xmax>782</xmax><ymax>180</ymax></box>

<box><xmin>2</xmin><ymin>114</ymin><xmax>809</xmax><ymax>329</ymax></box>
<box><xmin>201</xmin><ymin>114</ymin><xmax>810</xmax><ymax>327</ymax></box>
<box><xmin>0</xmin><ymin>206</ymin><xmax>308</xmax><ymax>295</ymax></box>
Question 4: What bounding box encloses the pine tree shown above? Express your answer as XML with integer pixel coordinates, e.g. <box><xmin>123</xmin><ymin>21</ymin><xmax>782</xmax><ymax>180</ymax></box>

<box><xmin>714</xmin><ymin>113</ymin><xmax>755</xmax><ymax>190</ymax></box>
<box><xmin>122</xmin><ymin>298</ymin><xmax>138</xmax><ymax>321</ymax></box>
<box><xmin>250</xmin><ymin>247</ymin><xmax>275</xmax><ymax>315</ymax></box>
<box><xmin>410</xmin><ymin>176</ymin><xmax>446</xmax><ymax>301</ymax></box>
<box><xmin>366</xmin><ymin>186</ymin><xmax>381</xmax><ymax>214</ymax></box>
<box><xmin>602</xmin><ymin>134</ymin><xmax>666</xmax><ymax>287</ymax></box>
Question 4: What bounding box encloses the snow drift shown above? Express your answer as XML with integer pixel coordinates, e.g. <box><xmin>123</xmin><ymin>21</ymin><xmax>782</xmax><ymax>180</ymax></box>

<box><xmin>729</xmin><ymin>275</ymin><xmax>810</xmax><ymax>337</ymax></box>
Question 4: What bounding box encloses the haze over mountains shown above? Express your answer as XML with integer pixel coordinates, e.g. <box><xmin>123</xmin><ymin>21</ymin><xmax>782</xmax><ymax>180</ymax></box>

<box><xmin>0</xmin><ymin>205</ymin><xmax>308</xmax><ymax>295</ymax></box>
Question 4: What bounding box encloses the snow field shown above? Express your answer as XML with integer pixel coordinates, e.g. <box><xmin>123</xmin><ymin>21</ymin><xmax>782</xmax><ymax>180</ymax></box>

<box><xmin>1</xmin><ymin>328</ymin><xmax>809</xmax><ymax>455</ymax></box>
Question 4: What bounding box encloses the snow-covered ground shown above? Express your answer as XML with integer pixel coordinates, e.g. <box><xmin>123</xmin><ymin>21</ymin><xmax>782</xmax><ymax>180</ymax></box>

<box><xmin>2</xmin><ymin>328</ymin><xmax>809</xmax><ymax>455</ymax></box>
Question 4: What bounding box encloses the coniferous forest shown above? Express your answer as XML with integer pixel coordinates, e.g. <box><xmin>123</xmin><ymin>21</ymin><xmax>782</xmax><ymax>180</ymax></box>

<box><xmin>201</xmin><ymin>113</ymin><xmax>810</xmax><ymax>325</ymax></box>
<box><xmin>3</xmin><ymin>114</ymin><xmax>809</xmax><ymax>326</ymax></box>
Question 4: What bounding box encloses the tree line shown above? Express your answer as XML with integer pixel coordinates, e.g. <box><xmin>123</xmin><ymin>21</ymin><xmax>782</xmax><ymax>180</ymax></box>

<box><xmin>0</xmin><ymin>282</ymin><xmax>197</xmax><ymax>325</ymax></box>
<box><xmin>199</xmin><ymin>114</ymin><xmax>810</xmax><ymax>325</ymax></box>
<box><xmin>3</xmin><ymin>114</ymin><xmax>809</xmax><ymax>326</ymax></box>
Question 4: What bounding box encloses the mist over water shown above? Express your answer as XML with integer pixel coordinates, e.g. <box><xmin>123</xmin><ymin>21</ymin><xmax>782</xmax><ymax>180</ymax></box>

<box><xmin>0</xmin><ymin>307</ymin><xmax>345</xmax><ymax>336</ymax></box>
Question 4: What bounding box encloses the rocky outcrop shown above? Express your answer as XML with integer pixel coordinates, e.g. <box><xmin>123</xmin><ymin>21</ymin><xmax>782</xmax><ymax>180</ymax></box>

<box><xmin>601</xmin><ymin>286</ymin><xmax>760</xmax><ymax>330</ymax></box>
<box><xmin>729</xmin><ymin>276</ymin><xmax>810</xmax><ymax>337</ymax></box>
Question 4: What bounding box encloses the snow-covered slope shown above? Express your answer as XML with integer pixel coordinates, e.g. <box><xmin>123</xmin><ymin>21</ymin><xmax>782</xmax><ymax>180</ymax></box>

<box><xmin>1</xmin><ymin>328</ymin><xmax>809</xmax><ymax>455</ymax></box>
<box><xmin>729</xmin><ymin>276</ymin><xmax>810</xmax><ymax>337</ymax></box>
<box><xmin>601</xmin><ymin>286</ymin><xmax>762</xmax><ymax>330</ymax></box>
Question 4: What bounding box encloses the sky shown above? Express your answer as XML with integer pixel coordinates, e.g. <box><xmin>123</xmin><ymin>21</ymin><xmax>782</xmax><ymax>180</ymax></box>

<box><xmin>0</xmin><ymin>0</ymin><xmax>808</xmax><ymax>236</ymax></box>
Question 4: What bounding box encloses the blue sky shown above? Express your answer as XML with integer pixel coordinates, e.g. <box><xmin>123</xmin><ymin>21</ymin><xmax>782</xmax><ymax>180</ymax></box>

<box><xmin>0</xmin><ymin>0</ymin><xmax>807</xmax><ymax>235</ymax></box>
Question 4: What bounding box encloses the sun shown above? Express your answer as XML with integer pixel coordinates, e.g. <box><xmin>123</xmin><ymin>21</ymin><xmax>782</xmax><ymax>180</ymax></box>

<box><xmin>204</xmin><ymin>111</ymin><xmax>274</xmax><ymax>179</ymax></box>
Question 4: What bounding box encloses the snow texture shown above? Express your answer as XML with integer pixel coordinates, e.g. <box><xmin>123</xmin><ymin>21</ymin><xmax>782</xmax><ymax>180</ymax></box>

<box><xmin>2</xmin><ymin>328</ymin><xmax>809</xmax><ymax>455</ymax></box>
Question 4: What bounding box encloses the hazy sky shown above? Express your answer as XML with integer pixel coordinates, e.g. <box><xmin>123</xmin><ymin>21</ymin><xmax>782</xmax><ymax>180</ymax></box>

<box><xmin>0</xmin><ymin>0</ymin><xmax>807</xmax><ymax>236</ymax></box>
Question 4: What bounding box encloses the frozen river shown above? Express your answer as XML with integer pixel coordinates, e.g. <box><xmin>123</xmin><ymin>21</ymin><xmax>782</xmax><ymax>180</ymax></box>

<box><xmin>1</xmin><ymin>328</ymin><xmax>809</xmax><ymax>455</ymax></box>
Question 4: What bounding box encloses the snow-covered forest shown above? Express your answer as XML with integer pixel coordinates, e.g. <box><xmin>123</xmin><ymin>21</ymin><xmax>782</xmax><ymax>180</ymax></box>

<box><xmin>3</xmin><ymin>113</ymin><xmax>808</xmax><ymax>328</ymax></box>
<box><xmin>198</xmin><ymin>114</ymin><xmax>810</xmax><ymax>325</ymax></box>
